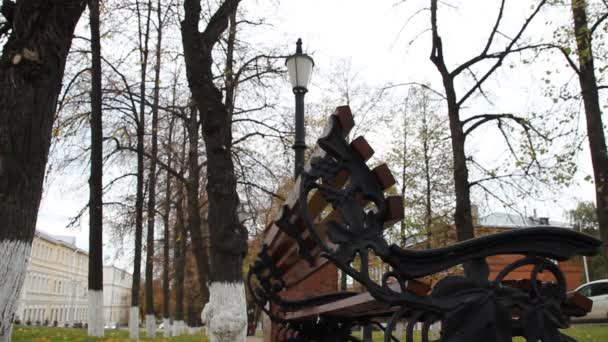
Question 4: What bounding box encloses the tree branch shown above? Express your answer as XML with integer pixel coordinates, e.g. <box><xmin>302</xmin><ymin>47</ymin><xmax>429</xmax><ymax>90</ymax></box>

<box><xmin>590</xmin><ymin>11</ymin><xmax>608</xmax><ymax>35</ymax></box>
<box><xmin>451</xmin><ymin>0</ymin><xmax>506</xmax><ymax>77</ymax></box>
<box><xmin>237</xmin><ymin>180</ymin><xmax>284</xmax><ymax>201</ymax></box>
<box><xmin>457</xmin><ymin>0</ymin><xmax>548</xmax><ymax>106</ymax></box>
<box><xmin>105</xmin><ymin>136</ymin><xmax>186</xmax><ymax>184</ymax></box>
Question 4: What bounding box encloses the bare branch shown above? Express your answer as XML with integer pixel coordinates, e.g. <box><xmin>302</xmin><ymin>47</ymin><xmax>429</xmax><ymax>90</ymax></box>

<box><xmin>457</xmin><ymin>0</ymin><xmax>548</xmax><ymax>106</ymax></box>
<box><xmin>105</xmin><ymin>136</ymin><xmax>186</xmax><ymax>184</ymax></box>
<box><xmin>591</xmin><ymin>11</ymin><xmax>608</xmax><ymax>36</ymax></box>
<box><xmin>237</xmin><ymin>180</ymin><xmax>284</xmax><ymax>201</ymax></box>
<box><xmin>382</xmin><ymin>82</ymin><xmax>446</xmax><ymax>99</ymax></box>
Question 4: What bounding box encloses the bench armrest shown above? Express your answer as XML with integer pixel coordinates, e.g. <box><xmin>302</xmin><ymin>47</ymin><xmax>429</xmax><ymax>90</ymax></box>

<box><xmin>386</xmin><ymin>226</ymin><xmax>600</xmax><ymax>279</ymax></box>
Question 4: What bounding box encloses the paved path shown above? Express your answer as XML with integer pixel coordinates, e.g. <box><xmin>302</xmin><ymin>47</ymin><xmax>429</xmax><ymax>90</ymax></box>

<box><xmin>247</xmin><ymin>336</ymin><xmax>263</xmax><ymax>342</ymax></box>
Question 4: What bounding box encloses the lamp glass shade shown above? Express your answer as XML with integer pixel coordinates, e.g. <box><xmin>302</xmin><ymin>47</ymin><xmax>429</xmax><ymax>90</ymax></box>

<box><xmin>286</xmin><ymin>54</ymin><xmax>314</xmax><ymax>90</ymax></box>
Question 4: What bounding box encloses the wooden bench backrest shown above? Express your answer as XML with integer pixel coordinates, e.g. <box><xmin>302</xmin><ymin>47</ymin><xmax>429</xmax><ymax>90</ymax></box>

<box><xmin>263</xmin><ymin>106</ymin><xmax>404</xmax><ymax>291</ymax></box>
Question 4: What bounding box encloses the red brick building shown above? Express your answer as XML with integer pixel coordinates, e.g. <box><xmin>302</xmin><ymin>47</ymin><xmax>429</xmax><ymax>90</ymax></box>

<box><xmin>409</xmin><ymin>212</ymin><xmax>586</xmax><ymax>291</ymax></box>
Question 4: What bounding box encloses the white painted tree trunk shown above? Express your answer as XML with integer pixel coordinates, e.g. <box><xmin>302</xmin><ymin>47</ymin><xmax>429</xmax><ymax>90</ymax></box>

<box><xmin>202</xmin><ymin>282</ymin><xmax>247</xmax><ymax>342</ymax></box>
<box><xmin>395</xmin><ymin>322</ymin><xmax>404</xmax><ymax>340</ymax></box>
<box><xmin>146</xmin><ymin>314</ymin><xmax>156</xmax><ymax>338</ymax></box>
<box><xmin>0</xmin><ymin>241</ymin><xmax>30</xmax><ymax>342</ymax></box>
<box><xmin>129</xmin><ymin>307</ymin><xmax>139</xmax><ymax>340</ymax></box>
<box><xmin>163</xmin><ymin>318</ymin><xmax>171</xmax><ymax>337</ymax></box>
<box><xmin>87</xmin><ymin>290</ymin><xmax>104</xmax><ymax>337</ymax></box>
<box><xmin>172</xmin><ymin>320</ymin><xmax>185</xmax><ymax>336</ymax></box>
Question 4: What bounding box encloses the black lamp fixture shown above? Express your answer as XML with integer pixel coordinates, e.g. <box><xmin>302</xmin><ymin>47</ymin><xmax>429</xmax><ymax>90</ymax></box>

<box><xmin>286</xmin><ymin>38</ymin><xmax>314</xmax><ymax>178</ymax></box>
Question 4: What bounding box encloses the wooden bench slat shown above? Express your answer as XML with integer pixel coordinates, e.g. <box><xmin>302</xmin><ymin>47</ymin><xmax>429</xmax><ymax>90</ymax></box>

<box><xmin>351</xmin><ymin>136</ymin><xmax>375</xmax><ymax>162</ymax></box>
<box><xmin>384</xmin><ymin>196</ymin><xmax>405</xmax><ymax>227</ymax></box>
<box><xmin>264</xmin><ymin>106</ymin><xmax>355</xmax><ymax>247</ymax></box>
<box><xmin>282</xmin><ymin>280</ymin><xmax>431</xmax><ymax>321</ymax></box>
<box><xmin>371</xmin><ymin>164</ymin><xmax>396</xmax><ymax>189</ymax></box>
<box><xmin>566</xmin><ymin>291</ymin><xmax>593</xmax><ymax>315</ymax></box>
<box><xmin>267</xmin><ymin>136</ymin><xmax>373</xmax><ymax>250</ymax></box>
<box><xmin>280</xmin><ymin>195</ymin><xmax>402</xmax><ymax>284</ymax></box>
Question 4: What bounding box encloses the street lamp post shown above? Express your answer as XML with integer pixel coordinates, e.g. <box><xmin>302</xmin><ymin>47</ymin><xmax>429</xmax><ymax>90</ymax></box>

<box><xmin>286</xmin><ymin>38</ymin><xmax>314</xmax><ymax>178</ymax></box>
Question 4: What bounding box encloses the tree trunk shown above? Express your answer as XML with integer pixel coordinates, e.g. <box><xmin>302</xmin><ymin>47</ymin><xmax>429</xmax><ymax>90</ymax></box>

<box><xmin>181</xmin><ymin>1</ymin><xmax>248</xmax><ymax>341</ymax></box>
<box><xmin>185</xmin><ymin>102</ymin><xmax>211</xmax><ymax>304</ymax></box>
<box><xmin>145</xmin><ymin>164</ymin><xmax>157</xmax><ymax>338</ymax></box>
<box><xmin>446</xmin><ymin>91</ymin><xmax>473</xmax><ymax>242</ymax></box>
<box><xmin>571</xmin><ymin>0</ymin><xmax>608</xmax><ymax>255</ymax></box>
<box><xmin>162</xmin><ymin>171</ymin><xmax>171</xmax><ymax>337</ymax></box>
<box><xmin>173</xmin><ymin>189</ymin><xmax>187</xmax><ymax>336</ymax></box>
<box><xmin>87</xmin><ymin>0</ymin><xmax>104</xmax><ymax>337</ymax></box>
<box><xmin>422</xmin><ymin>100</ymin><xmax>433</xmax><ymax>249</ymax></box>
<box><xmin>400</xmin><ymin>104</ymin><xmax>408</xmax><ymax>247</ymax></box>
<box><xmin>162</xmin><ymin>142</ymin><xmax>173</xmax><ymax>337</ymax></box>
<box><xmin>130</xmin><ymin>1</ymin><xmax>152</xmax><ymax>339</ymax></box>
<box><xmin>144</xmin><ymin>0</ymin><xmax>163</xmax><ymax>334</ymax></box>
<box><xmin>430</xmin><ymin>0</ymin><xmax>474</xmax><ymax>244</ymax></box>
<box><xmin>152</xmin><ymin>1</ymin><xmax>171</xmax><ymax>337</ymax></box>
<box><xmin>0</xmin><ymin>1</ymin><xmax>85</xmax><ymax>340</ymax></box>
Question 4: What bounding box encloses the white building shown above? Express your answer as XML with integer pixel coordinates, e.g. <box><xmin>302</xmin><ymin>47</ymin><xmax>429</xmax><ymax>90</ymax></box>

<box><xmin>16</xmin><ymin>231</ymin><xmax>89</xmax><ymax>326</ymax></box>
<box><xmin>103</xmin><ymin>265</ymin><xmax>132</xmax><ymax>325</ymax></box>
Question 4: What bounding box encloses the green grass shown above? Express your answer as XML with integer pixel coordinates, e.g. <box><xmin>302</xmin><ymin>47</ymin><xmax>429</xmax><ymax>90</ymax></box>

<box><xmin>555</xmin><ymin>324</ymin><xmax>608</xmax><ymax>342</ymax></box>
<box><xmin>354</xmin><ymin>324</ymin><xmax>608</xmax><ymax>342</ymax></box>
<box><xmin>11</xmin><ymin>326</ymin><xmax>209</xmax><ymax>342</ymax></box>
<box><xmin>13</xmin><ymin>324</ymin><xmax>608</xmax><ymax>341</ymax></box>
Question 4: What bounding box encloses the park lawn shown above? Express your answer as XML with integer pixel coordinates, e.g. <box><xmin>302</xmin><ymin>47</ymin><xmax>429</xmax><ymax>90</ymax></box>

<box><xmin>12</xmin><ymin>326</ymin><xmax>209</xmax><ymax>342</ymax></box>
<box><xmin>357</xmin><ymin>323</ymin><xmax>608</xmax><ymax>342</ymax></box>
<box><xmin>555</xmin><ymin>324</ymin><xmax>608</xmax><ymax>342</ymax></box>
<box><xmin>13</xmin><ymin>324</ymin><xmax>608</xmax><ymax>341</ymax></box>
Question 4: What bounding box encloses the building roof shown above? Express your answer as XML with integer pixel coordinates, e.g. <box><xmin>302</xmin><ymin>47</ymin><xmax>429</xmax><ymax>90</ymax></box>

<box><xmin>35</xmin><ymin>230</ymin><xmax>88</xmax><ymax>255</ymax></box>
<box><xmin>478</xmin><ymin>212</ymin><xmax>571</xmax><ymax>229</ymax></box>
<box><xmin>103</xmin><ymin>264</ymin><xmax>132</xmax><ymax>276</ymax></box>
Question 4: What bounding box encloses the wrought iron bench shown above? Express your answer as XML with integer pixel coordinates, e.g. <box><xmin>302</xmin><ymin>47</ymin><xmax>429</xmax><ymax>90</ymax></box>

<box><xmin>247</xmin><ymin>105</ymin><xmax>601</xmax><ymax>342</ymax></box>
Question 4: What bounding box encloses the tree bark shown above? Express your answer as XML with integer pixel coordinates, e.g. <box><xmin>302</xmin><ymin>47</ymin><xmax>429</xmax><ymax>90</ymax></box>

<box><xmin>185</xmin><ymin>102</ymin><xmax>211</xmax><ymax>303</ymax></box>
<box><xmin>145</xmin><ymin>163</ymin><xmax>156</xmax><ymax>338</ymax></box>
<box><xmin>0</xmin><ymin>1</ymin><xmax>85</xmax><ymax>339</ymax></box>
<box><xmin>181</xmin><ymin>1</ymin><xmax>248</xmax><ymax>341</ymax></box>
<box><xmin>162</xmin><ymin>135</ymin><xmax>173</xmax><ymax>337</ymax></box>
<box><xmin>173</xmin><ymin>187</ymin><xmax>186</xmax><ymax>336</ymax></box>
<box><xmin>87</xmin><ymin>0</ymin><xmax>104</xmax><ymax>337</ymax></box>
<box><xmin>162</xmin><ymin>168</ymin><xmax>171</xmax><ymax>337</ymax></box>
<box><xmin>571</xmin><ymin>0</ymin><xmax>608</xmax><ymax>255</ymax></box>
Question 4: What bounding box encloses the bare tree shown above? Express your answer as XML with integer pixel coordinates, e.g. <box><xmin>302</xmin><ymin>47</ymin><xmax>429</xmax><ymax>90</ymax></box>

<box><xmin>143</xmin><ymin>0</ymin><xmax>166</xmax><ymax>336</ymax></box>
<box><xmin>129</xmin><ymin>0</ymin><xmax>152</xmax><ymax>338</ymax></box>
<box><xmin>87</xmin><ymin>0</ymin><xmax>104</xmax><ymax>337</ymax></box>
<box><xmin>161</xmin><ymin>117</ymin><xmax>175</xmax><ymax>338</ymax></box>
<box><xmin>429</xmin><ymin>0</ymin><xmax>549</xmax><ymax>248</ymax></box>
<box><xmin>0</xmin><ymin>1</ymin><xmax>85</xmax><ymax>340</ymax></box>
<box><xmin>181</xmin><ymin>1</ymin><xmax>249</xmax><ymax>341</ymax></box>
<box><xmin>390</xmin><ymin>87</ymin><xmax>454</xmax><ymax>245</ymax></box>
<box><xmin>173</xmin><ymin>185</ymin><xmax>188</xmax><ymax>335</ymax></box>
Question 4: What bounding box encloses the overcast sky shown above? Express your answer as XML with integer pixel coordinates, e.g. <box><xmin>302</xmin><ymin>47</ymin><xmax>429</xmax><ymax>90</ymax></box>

<box><xmin>35</xmin><ymin>0</ymin><xmax>601</xmax><ymax>265</ymax></box>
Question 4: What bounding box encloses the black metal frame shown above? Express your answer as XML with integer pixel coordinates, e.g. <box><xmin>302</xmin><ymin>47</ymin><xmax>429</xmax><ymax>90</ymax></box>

<box><xmin>248</xmin><ymin>115</ymin><xmax>601</xmax><ymax>342</ymax></box>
